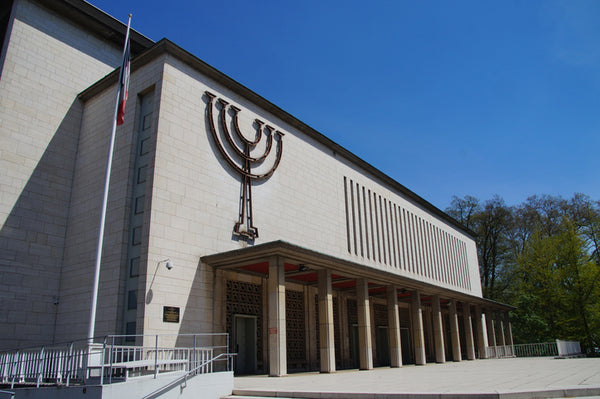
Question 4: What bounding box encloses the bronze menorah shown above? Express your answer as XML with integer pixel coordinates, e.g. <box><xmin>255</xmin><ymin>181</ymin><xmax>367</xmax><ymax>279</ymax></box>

<box><xmin>205</xmin><ymin>91</ymin><xmax>284</xmax><ymax>239</ymax></box>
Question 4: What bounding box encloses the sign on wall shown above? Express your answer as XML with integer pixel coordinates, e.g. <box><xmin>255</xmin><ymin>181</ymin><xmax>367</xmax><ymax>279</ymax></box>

<box><xmin>163</xmin><ymin>306</ymin><xmax>180</xmax><ymax>323</ymax></box>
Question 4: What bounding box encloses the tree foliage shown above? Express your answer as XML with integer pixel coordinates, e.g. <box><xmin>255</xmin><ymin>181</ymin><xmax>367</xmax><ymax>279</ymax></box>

<box><xmin>446</xmin><ymin>193</ymin><xmax>600</xmax><ymax>353</ymax></box>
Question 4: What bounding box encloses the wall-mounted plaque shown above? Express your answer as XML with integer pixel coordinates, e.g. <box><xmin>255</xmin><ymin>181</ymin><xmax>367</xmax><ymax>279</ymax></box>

<box><xmin>163</xmin><ymin>306</ymin><xmax>180</xmax><ymax>323</ymax></box>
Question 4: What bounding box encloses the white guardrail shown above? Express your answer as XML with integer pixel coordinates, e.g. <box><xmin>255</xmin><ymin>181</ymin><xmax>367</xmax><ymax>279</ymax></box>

<box><xmin>0</xmin><ymin>333</ymin><xmax>233</xmax><ymax>389</ymax></box>
<box><xmin>487</xmin><ymin>339</ymin><xmax>582</xmax><ymax>358</ymax></box>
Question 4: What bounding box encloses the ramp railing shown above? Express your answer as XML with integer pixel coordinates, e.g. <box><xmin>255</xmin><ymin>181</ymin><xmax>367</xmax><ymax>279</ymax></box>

<box><xmin>489</xmin><ymin>340</ymin><xmax>582</xmax><ymax>358</ymax></box>
<box><xmin>0</xmin><ymin>333</ymin><xmax>229</xmax><ymax>388</ymax></box>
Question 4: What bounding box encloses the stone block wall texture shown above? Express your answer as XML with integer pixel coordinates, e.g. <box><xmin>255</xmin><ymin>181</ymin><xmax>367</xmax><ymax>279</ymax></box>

<box><xmin>0</xmin><ymin>0</ymin><xmax>484</xmax><ymax>348</ymax></box>
<box><xmin>0</xmin><ymin>0</ymin><xmax>122</xmax><ymax>349</ymax></box>
<box><xmin>117</xmin><ymin>54</ymin><xmax>484</xmax><ymax>339</ymax></box>
<box><xmin>56</xmin><ymin>58</ymin><xmax>166</xmax><ymax>343</ymax></box>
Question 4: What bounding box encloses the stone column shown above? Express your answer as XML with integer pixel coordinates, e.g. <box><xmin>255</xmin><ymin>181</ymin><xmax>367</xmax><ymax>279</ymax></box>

<box><xmin>505</xmin><ymin>312</ymin><xmax>515</xmax><ymax>356</ymax></box>
<box><xmin>318</xmin><ymin>269</ymin><xmax>336</xmax><ymax>373</ymax></box>
<box><xmin>411</xmin><ymin>290</ymin><xmax>426</xmax><ymax>365</ymax></box>
<box><xmin>268</xmin><ymin>256</ymin><xmax>286</xmax><ymax>376</ymax></box>
<box><xmin>463</xmin><ymin>303</ymin><xmax>476</xmax><ymax>360</ymax></box>
<box><xmin>449</xmin><ymin>300</ymin><xmax>461</xmax><ymax>362</ymax></box>
<box><xmin>386</xmin><ymin>285</ymin><xmax>402</xmax><ymax>367</ymax></box>
<box><xmin>474</xmin><ymin>305</ymin><xmax>487</xmax><ymax>359</ymax></box>
<box><xmin>356</xmin><ymin>278</ymin><xmax>373</xmax><ymax>370</ymax></box>
<box><xmin>213</xmin><ymin>268</ymin><xmax>226</xmax><ymax>349</ymax></box>
<box><xmin>497</xmin><ymin>313</ymin><xmax>506</xmax><ymax>347</ymax></box>
<box><xmin>486</xmin><ymin>309</ymin><xmax>497</xmax><ymax>358</ymax></box>
<box><xmin>432</xmin><ymin>295</ymin><xmax>446</xmax><ymax>363</ymax></box>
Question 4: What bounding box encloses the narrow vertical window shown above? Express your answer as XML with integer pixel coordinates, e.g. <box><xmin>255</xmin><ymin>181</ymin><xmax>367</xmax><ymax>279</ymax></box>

<box><xmin>356</xmin><ymin>183</ymin><xmax>364</xmax><ymax>257</ymax></box>
<box><xmin>379</xmin><ymin>197</ymin><xmax>392</xmax><ymax>265</ymax></box>
<box><xmin>343</xmin><ymin>177</ymin><xmax>351</xmax><ymax>254</ymax></box>
<box><xmin>417</xmin><ymin>218</ymin><xmax>425</xmax><ymax>277</ymax></box>
<box><xmin>394</xmin><ymin>204</ymin><xmax>403</xmax><ymax>269</ymax></box>
<box><xmin>401</xmin><ymin>208</ymin><xmax>408</xmax><ymax>271</ymax></box>
<box><xmin>409</xmin><ymin>212</ymin><xmax>417</xmax><ymax>274</ymax></box>
<box><xmin>431</xmin><ymin>225</ymin><xmax>441</xmax><ymax>281</ymax></box>
<box><xmin>369</xmin><ymin>190</ymin><xmax>376</xmax><ymax>260</ymax></box>
<box><xmin>363</xmin><ymin>187</ymin><xmax>370</xmax><ymax>260</ymax></box>
<box><xmin>438</xmin><ymin>228</ymin><xmax>448</xmax><ymax>284</ymax></box>
<box><xmin>461</xmin><ymin>241</ymin><xmax>471</xmax><ymax>290</ymax></box>
<box><xmin>374</xmin><ymin>193</ymin><xmax>382</xmax><ymax>263</ymax></box>
<box><xmin>423</xmin><ymin>220</ymin><xmax>432</xmax><ymax>278</ymax></box>
<box><xmin>390</xmin><ymin>202</ymin><xmax>398</xmax><ymax>268</ymax></box>
<box><xmin>404</xmin><ymin>209</ymin><xmax>413</xmax><ymax>272</ymax></box>
<box><xmin>350</xmin><ymin>180</ymin><xmax>358</xmax><ymax>255</ymax></box>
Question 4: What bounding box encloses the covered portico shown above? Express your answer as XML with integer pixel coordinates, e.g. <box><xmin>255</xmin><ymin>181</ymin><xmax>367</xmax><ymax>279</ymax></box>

<box><xmin>202</xmin><ymin>241</ymin><xmax>514</xmax><ymax>376</ymax></box>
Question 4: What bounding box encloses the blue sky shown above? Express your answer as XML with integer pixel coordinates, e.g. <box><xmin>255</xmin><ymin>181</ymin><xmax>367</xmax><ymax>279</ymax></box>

<box><xmin>93</xmin><ymin>0</ymin><xmax>600</xmax><ymax>211</ymax></box>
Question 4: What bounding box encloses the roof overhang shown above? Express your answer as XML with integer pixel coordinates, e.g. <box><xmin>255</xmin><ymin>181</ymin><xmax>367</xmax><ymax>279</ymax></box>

<box><xmin>32</xmin><ymin>0</ymin><xmax>154</xmax><ymax>56</ymax></box>
<box><xmin>201</xmin><ymin>240</ymin><xmax>514</xmax><ymax>311</ymax></box>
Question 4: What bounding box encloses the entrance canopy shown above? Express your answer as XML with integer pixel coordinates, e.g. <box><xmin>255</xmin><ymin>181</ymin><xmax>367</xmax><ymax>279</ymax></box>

<box><xmin>203</xmin><ymin>240</ymin><xmax>514</xmax><ymax>376</ymax></box>
<box><xmin>201</xmin><ymin>240</ymin><xmax>512</xmax><ymax>312</ymax></box>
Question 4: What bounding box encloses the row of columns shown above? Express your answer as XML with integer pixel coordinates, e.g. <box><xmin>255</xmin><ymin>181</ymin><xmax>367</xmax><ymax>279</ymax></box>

<box><xmin>266</xmin><ymin>256</ymin><xmax>513</xmax><ymax>376</ymax></box>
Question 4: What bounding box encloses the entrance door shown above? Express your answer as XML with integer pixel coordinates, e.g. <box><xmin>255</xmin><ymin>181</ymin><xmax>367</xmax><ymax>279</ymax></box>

<box><xmin>400</xmin><ymin>327</ymin><xmax>413</xmax><ymax>364</ymax></box>
<box><xmin>349</xmin><ymin>324</ymin><xmax>359</xmax><ymax>368</ymax></box>
<box><xmin>376</xmin><ymin>326</ymin><xmax>390</xmax><ymax>366</ymax></box>
<box><xmin>234</xmin><ymin>315</ymin><xmax>257</xmax><ymax>375</ymax></box>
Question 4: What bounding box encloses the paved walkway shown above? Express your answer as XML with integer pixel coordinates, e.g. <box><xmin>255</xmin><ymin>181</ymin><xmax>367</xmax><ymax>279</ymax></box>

<box><xmin>233</xmin><ymin>357</ymin><xmax>600</xmax><ymax>398</ymax></box>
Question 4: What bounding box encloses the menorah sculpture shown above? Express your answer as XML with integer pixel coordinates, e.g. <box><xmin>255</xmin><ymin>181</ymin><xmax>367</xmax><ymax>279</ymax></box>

<box><xmin>205</xmin><ymin>91</ymin><xmax>284</xmax><ymax>239</ymax></box>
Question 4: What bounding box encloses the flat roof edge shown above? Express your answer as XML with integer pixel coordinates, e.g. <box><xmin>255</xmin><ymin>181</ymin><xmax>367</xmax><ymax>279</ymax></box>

<box><xmin>32</xmin><ymin>0</ymin><xmax>154</xmax><ymax>55</ymax></box>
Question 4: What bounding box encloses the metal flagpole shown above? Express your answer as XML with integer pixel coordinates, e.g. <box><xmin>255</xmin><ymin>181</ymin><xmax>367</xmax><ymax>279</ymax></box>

<box><xmin>87</xmin><ymin>14</ymin><xmax>132</xmax><ymax>344</ymax></box>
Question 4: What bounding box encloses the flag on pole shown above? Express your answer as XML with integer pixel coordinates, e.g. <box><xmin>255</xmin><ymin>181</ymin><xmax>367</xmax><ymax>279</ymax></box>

<box><xmin>116</xmin><ymin>31</ymin><xmax>131</xmax><ymax>126</ymax></box>
<box><xmin>88</xmin><ymin>13</ymin><xmax>133</xmax><ymax>345</ymax></box>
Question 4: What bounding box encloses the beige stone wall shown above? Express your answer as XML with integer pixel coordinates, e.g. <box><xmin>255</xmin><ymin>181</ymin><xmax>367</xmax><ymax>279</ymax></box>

<box><xmin>57</xmin><ymin>58</ymin><xmax>166</xmax><ymax>343</ymax></box>
<box><xmin>130</xmin><ymin>54</ymin><xmax>483</xmax><ymax>338</ymax></box>
<box><xmin>0</xmin><ymin>0</ymin><xmax>122</xmax><ymax>349</ymax></box>
<box><xmin>0</xmin><ymin>0</ymin><xmax>484</xmax><ymax>349</ymax></box>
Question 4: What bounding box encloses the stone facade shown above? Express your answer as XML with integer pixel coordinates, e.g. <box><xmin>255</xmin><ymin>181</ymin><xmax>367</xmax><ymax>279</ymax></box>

<box><xmin>0</xmin><ymin>0</ymin><xmax>123</xmax><ymax>349</ymax></box>
<box><xmin>0</xmin><ymin>0</ymin><xmax>513</xmax><ymax>373</ymax></box>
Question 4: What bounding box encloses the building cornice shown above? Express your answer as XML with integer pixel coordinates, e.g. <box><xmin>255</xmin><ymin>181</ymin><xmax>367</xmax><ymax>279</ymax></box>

<box><xmin>31</xmin><ymin>0</ymin><xmax>154</xmax><ymax>56</ymax></box>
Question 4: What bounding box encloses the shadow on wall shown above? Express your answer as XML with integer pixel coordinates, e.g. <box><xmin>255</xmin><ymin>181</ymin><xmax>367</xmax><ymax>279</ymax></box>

<box><xmin>172</xmin><ymin>261</ymin><xmax>219</xmax><ymax>350</ymax></box>
<box><xmin>0</xmin><ymin>100</ymin><xmax>82</xmax><ymax>351</ymax></box>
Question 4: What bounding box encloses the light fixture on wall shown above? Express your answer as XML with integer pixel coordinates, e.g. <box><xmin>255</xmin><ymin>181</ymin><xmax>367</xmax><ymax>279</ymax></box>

<box><xmin>158</xmin><ymin>258</ymin><xmax>174</xmax><ymax>270</ymax></box>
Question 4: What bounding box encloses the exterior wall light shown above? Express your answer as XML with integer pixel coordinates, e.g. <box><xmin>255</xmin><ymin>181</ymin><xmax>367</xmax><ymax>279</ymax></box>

<box><xmin>159</xmin><ymin>258</ymin><xmax>174</xmax><ymax>270</ymax></box>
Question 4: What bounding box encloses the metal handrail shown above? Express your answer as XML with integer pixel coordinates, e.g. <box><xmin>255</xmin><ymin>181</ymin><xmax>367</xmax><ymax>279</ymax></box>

<box><xmin>0</xmin><ymin>333</ymin><xmax>229</xmax><ymax>387</ymax></box>
<box><xmin>513</xmin><ymin>342</ymin><xmax>558</xmax><ymax>357</ymax></box>
<box><xmin>141</xmin><ymin>352</ymin><xmax>236</xmax><ymax>399</ymax></box>
<box><xmin>0</xmin><ymin>390</ymin><xmax>15</xmax><ymax>399</ymax></box>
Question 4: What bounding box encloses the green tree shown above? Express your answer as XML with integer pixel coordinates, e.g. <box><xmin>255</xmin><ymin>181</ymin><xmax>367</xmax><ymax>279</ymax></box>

<box><xmin>446</xmin><ymin>195</ymin><xmax>512</xmax><ymax>301</ymax></box>
<box><xmin>446</xmin><ymin>195</ymin><xmax>480</xmax><ymax>230</ymax></box>
<box><xmin>446</xmin><ymin>193</ymin><xmax>600</xmax><ymax>352</ymax></box>
<box><xmin>514</xmin><ymin>220</ymin><xmax>600</xmax><ymax>351</ymax></box>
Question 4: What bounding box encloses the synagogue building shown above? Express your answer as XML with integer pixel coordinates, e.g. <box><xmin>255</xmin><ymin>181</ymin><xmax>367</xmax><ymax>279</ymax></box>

<box><xmin>0</xmin><ymin>0</ymin><xmax>514</xmax><ymax>376</ymax></box>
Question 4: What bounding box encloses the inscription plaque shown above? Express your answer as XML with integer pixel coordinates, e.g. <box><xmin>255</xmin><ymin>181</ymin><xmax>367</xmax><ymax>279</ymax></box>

<box><xmin>163</xmin><ymin>306</ymin><xmax>180</xmax><ymax>323</ymax></box>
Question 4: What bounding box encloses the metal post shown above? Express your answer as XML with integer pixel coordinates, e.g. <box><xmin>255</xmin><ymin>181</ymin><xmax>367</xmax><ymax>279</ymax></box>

<box><xmin>66</xmin><ymin>343</ymin><xmax>73</xmax><ymax>387</ymax></box>
<box><xmin>154</xmin><ymin>335</ymin><xmax>158</xmax><ymax>379</ymax></box>
<box><xmin>36</xmin><ymin>347</ymin><xmax>44</xmax><ymax>388</ymax></box>
<box><xmin>11</xmin><ymin>350</ymin><xmax>20</xmax><ymax>389</ymax></box>
<box><xmin>103</xmin><ymin>337</ymin><xmax>108</xmax><ymax>385</ymax></box>
<box><xmin>87</xmin><ymin>14</ymin><xmax>132</xmax><ymax>344</ymax></box>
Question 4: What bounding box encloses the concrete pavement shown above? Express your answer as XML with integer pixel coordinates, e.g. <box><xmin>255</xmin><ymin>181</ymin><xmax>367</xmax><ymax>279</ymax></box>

<box><xmin>231</xmin><ymin>357</ymin><xmax>600</xmax><ymax>398</ymax></box>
